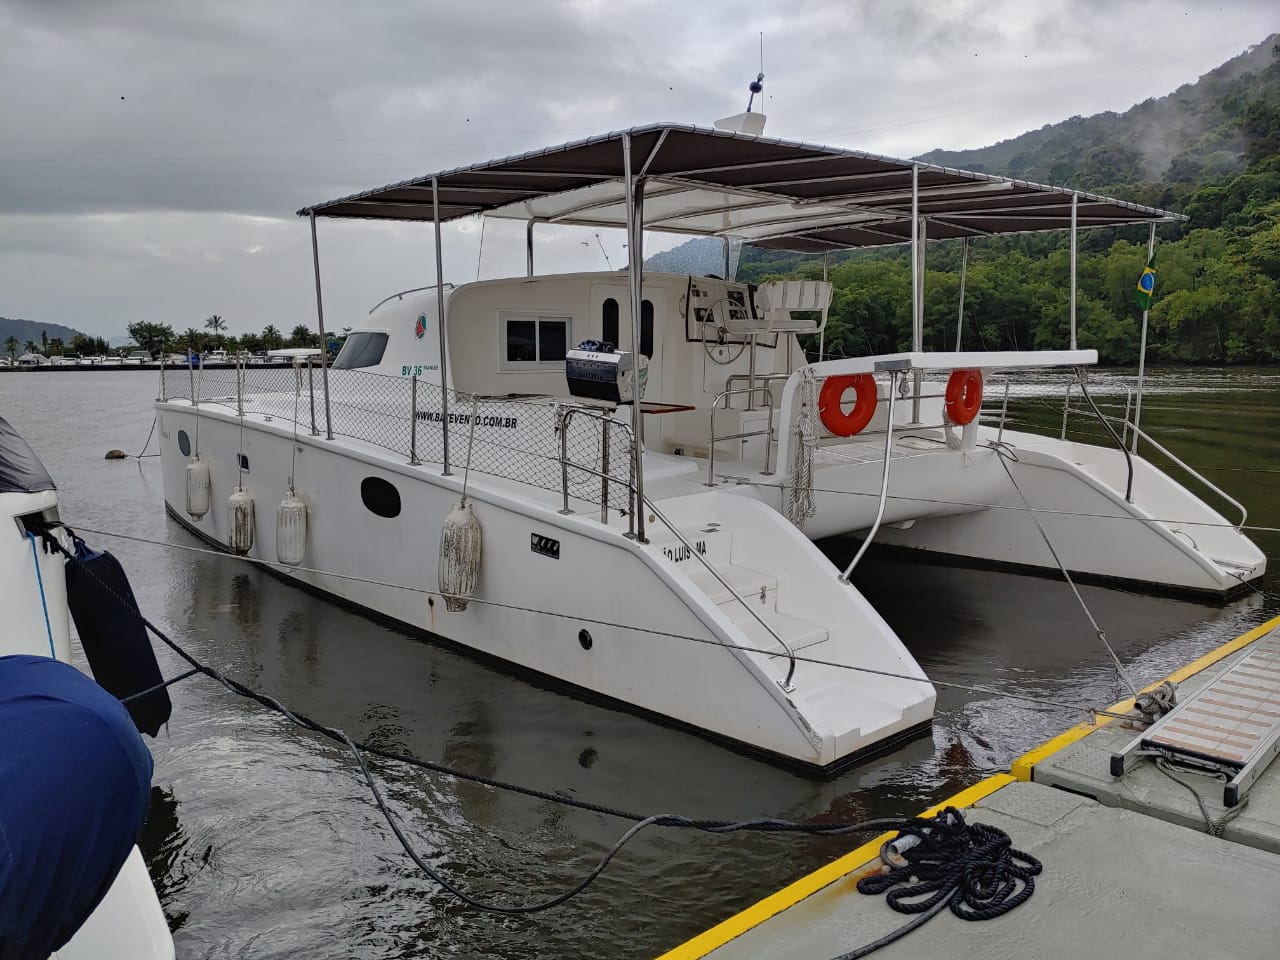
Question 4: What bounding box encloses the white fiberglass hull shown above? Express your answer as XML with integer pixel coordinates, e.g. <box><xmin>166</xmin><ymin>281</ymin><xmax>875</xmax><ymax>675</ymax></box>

<box><xmin>155</xmin><ymin>401</ymin><xmax>936</xmax><ymax>772</ymax></box>
<box><xmin>755</xmin><ymin>426</ymin><xmax>1265</xmax><ymax>598</ymax></box>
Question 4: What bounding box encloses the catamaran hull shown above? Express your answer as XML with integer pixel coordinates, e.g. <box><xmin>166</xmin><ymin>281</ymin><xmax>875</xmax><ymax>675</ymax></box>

<box><xmin>155</xmin><ymin>402</ymin><xmax>936</xmax><ymax>773</ymax></box>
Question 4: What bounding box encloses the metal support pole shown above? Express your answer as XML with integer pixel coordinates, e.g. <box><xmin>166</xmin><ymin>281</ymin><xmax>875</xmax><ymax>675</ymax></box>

<box><xmin>955</xmin><ymin>237</ymin><xmax>968</xmax><ymax>351</ymax></box>
<box><xmin>559</xmin><ymin>409</ymin><xmax>572</xmax><ymax>515</ymax></box>
<box><xmin>526</xmin><ymin>219</ymin><xmax>536</xmax><ymax>277</ymax></box>
<box><xmin>1132</xmin><ymin>222</ymin><xmax>1157</xmax><ymax>455</ymax></box>
<box><xmin>1069</xmin><ymin>191</ymin><xmax>1079</xmax><ymax>350</ymax></box>
<box><xmin>307</xmin><ymin>360</ymin><xmax>318</xmax><ymax>436</ymax></box>
<box><xmin>158</xmin><ymin>353</ymin><xmax>166</xmax><ymax>402</ymax></box>
<box><xmin>910</xmin><ymin>164</ymin><xmax>924</xmax><ymax>422</ymax></box>
<box><xmin>723</xmin><ymin>235</ymin><xmax>730</xmax><ymax>279</ymax></box>
<box><xmin>432</xmin><ymin>176</ymin><xmax>452</xmax><ymax>475</ymax></box>
<box><xmin>622</xmin><ymin>133</ymin><xmax>646</xmax><ymax>542</ymax></box>
<box><xmin>600</xmin><ymin>423</ymin><xmax>610</xmax><ymax>525</ymax></box>
<box><xmin>819</xmin><ymin>254</ymin><xmax>829</xmax><ymax>361</ymax></box>
<box><xmin>409</xmin><ymin>374</ymin><xmax>420</xmax><ymax>465</ymax></box>
<box><xmin>910</xmin><ymin>164</ymin><xmax>921</xmax><ymax>353</ymax></box>
<box><xmin>308</xmin><ymin>211</ymin><xmax>334</xmax><ymax>441</ymax></box>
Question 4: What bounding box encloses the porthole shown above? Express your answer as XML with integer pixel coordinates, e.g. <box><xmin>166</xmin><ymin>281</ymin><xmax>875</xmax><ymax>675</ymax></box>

<box><xmin>177</xmin><ymin>429</ymin><xmax>191</xmax><ymax>457</ymax></box>
<box><xmin>360</xmin><ymin>476</ymin><xmax>401</xmax><ymax>518</ymax></box>
<box><xmin>578</xmin><ymin>629</ymin><xmax>593</xmax><ymax>650</ymax></box>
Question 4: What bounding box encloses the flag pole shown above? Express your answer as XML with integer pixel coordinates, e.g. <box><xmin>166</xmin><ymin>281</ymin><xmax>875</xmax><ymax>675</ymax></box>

<box><xmin>1131</xmin><ymin>222</ymin><xmax>1157</xmax><ymax>455</ymax></box>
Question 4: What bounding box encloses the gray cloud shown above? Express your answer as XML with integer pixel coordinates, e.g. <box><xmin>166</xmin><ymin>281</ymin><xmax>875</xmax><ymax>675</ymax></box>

<box><xmin>0</xmin><ymin>0</ymin><xmax>1275</xmax><ymax>336</ymax></box>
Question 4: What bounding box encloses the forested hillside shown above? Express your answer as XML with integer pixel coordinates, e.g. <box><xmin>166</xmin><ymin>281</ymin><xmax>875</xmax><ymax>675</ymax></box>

<box><xmin>722</xmin><ymin>36</ymin><xmax>1280</xmax><ymax>364</ymax></box>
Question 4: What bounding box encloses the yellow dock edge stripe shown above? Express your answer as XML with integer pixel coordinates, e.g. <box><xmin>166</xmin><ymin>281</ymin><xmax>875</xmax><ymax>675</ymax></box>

<box><xmin>657</xmin><ymin>614</ymin><xmax>1280</xmax><ymax>960</ymax></box>
<box><xmin>1010</xmin><ymin>613</ymin><xmax>1280</xmax><ymax>781</ymax></box>
<box><xmin>653</xmin><ymin>773</ymin><xmax>1015</xmax><ymax>960</ymax></box>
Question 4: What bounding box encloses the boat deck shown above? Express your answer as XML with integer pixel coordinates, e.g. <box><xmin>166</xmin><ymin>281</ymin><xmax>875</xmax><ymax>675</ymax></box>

<box><xmin>659</xmin><ymin>616</ymin><xmax>1280</xmax><ymax>960</ymax></box>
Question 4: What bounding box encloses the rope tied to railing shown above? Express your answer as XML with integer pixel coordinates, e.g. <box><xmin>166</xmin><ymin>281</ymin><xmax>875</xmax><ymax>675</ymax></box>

<box><xmin>786</xmin><ymin>367</ymin><xmax>818</xmax><ymax>526</ymax></box>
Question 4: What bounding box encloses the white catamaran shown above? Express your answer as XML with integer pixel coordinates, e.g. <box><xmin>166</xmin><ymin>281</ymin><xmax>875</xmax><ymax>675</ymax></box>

<box><xmin>154</xmin><ymin>109</ymin><xmax>1264</xmax><ymax>773</ymax></box>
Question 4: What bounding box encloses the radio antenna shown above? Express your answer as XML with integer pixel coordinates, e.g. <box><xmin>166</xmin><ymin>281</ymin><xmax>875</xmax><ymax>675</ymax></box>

<box><xmin>746</xmin><ymin>34</ymin><xmax>764</xmax><ymax>113</ymax></box>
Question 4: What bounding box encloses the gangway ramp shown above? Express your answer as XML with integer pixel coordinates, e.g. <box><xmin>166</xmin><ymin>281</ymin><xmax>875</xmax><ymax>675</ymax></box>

<box><xmin>1112</xmin><ymin>626</ymin><xmax>1280</xmax><ymax>806</ymax></box>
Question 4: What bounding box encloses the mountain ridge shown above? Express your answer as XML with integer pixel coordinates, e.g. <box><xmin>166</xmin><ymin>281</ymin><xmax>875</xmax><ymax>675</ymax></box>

<box><xmin>0</xmin><ymin>316</ymin><xmax>85</xmax><ymax>351</ymax></box>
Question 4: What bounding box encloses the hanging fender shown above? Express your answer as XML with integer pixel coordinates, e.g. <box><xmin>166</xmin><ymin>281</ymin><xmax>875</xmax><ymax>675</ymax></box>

<box><xmin>818</xmin><ymin>374</ymin><xmax>878</xmax><ymax>437</ymax></box>
<box><xmin>944</xmin><ymin>369</ymin><xmax>983</xmax><ymax>426</ymax></box>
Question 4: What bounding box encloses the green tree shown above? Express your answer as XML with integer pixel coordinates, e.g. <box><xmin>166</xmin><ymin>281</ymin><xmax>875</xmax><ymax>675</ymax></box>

<box><xmin>47</xmin><ymin>338</ymin><xmax>64</xmax><ymax>356</ymax></box>
<box><xmin>205</xmin><ymin>314</ymin><xmax>226</xmax><ymax>335</ymax></box>
<box><xmin>70</xmin><ymin>333</ymin><xmax>96</xmax><ymax>356</ymax></box>
<box><xmin>4</xmin><ymin>336</ymin><xmax>17</xmax><ymax>359</ymax></box>
<box><xmin>261</xmin><ymin>324</ymin><xmax>283</xmax><ymax>349</ymax></box>
<box><xmin>126</xmin><ymin>321</ymin><xmax>175</xmax><ymax>359</ymax></box>
<box><xmin>289</xmin><ymin>324</ymin><xmax>314</xmax><ymax>347</ymax></box>
<box><xmin>182</xmin><ymin>327</ymin><xmax>202</xmax><ymax>352</ymax></box>
<box><xmin>23</xmin><ymin>340</ymin><xmax>37</xmax><ymax>355</ymax></box>
<box><xmin>40</xmin><ymin>330</ymin><xmax>47</xmax><ymax>354</ymax></box>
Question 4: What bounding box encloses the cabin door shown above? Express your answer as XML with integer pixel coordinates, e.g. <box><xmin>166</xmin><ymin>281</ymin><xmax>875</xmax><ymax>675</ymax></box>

<box><xmin>588</xmin><ymin>284</ymin><xmax>664</xmax><ymax>402</ymax></box>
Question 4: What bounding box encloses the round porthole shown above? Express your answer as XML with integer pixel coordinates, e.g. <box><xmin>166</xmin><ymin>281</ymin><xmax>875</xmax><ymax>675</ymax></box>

<box><xmin>177</xmin><ymin>429</ymin><xmax>191</xmax><ymax>457</ymax></box>
<box><xmin>360</xmin><ymin>476</ymin><xmax>401</xmax><ymax>518</ymax></box>
<box><xmin>578</xmin><ymin>629</ymin><xmax>593</xmax><ymax>650</ymax></box>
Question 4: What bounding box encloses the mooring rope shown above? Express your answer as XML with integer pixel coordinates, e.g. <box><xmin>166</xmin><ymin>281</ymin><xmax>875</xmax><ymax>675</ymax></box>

<box><xmin>41</xmin><ymin>526</ymin><xmax>1043</xmax><ymax>936</ymax></box>
<box><xmin>990</xmin><ymin>444</ymin><xmax>1141</xmax><ymax>701</ymax></box>
<box><xmin>62</xmin><ymin>522</ymin><xmax>1145</xmax><ymax>725</ymax></box>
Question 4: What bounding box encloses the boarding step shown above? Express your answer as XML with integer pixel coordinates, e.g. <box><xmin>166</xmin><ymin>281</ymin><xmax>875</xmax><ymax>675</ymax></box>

<box><xmin>1112</xmin><ymin>627</ymin><xmax>1280</xmax><ymax>807</ymax></box>
<box><xmin>680</xmin><ymin>559</ymin><xmax>777</xmax><ymax>608</ymax></box>
<box><xmin>725</xmin><ymin>602</ymin><xmax>829</xmax><ymax>655</ymax></box>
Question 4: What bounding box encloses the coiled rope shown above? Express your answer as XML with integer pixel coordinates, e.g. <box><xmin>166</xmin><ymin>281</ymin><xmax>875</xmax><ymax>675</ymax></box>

<box><xmin>834</xmin><ymin>808</ymin><xmax>1042</xmax><ymax>959</ymax></box>
<box><xmin>786</xmin><ymin>367</ymin><xmax>818</xmax><ymax>525</ymax></box>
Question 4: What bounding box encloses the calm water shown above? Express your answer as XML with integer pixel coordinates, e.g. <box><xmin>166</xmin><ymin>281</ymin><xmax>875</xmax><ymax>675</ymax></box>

<box><xmin>2</xmin><ymin>368</ymin><xmax>1278</xmax><ymax>959</ymax></box>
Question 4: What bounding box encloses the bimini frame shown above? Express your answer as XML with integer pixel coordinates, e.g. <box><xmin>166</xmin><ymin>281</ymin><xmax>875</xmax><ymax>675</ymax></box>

<box><xmin>298</xmin><ymin>123</ymin><xmax>1185</xmax><ymax>536</ymax></box>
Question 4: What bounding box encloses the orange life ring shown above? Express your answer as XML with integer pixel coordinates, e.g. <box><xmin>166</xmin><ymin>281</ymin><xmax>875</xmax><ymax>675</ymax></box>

<box><xmin>818</xmin><ymin>374</ymin><xmax>878</xmax><ymax>437</ymax></box>
<box><xmin>945</xmin><ymin>369</ymin><xmax>983</xmax><ymax>425</ymax></box>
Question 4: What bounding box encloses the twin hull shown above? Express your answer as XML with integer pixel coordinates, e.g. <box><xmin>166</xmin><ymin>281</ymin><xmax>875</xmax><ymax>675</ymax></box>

<box><xmin>155</xmin><ymin>403</ymin><xmax>936</xmax><ymax>771</ymax></box>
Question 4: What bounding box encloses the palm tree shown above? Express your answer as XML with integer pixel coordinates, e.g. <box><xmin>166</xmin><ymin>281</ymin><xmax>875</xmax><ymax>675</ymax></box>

<box><xmin>4</xmin><ymin>336</ymin><xmax>17</xmax><ymax>359</ymax></box>
<box><xmin>289</xmin><ymin>324</ymin><xmax>314</xmax><ymax>347</ymax></box>
<box><xmin>40</xmin><ymin>330</ymin><xmax>48</xmax><ymax>354</ymax></box>
<box><xmin>205</xmin><ymin>314</ymin><xmax>226</xmax><ymax>335</ymax></box>
<box><xmin>23</xmin><ymin>340</ymin><xmax>37</xmax><ymax>355</ymax></box>
<box><xmin>47</xmin><ymin>338</ymin><xmax>64</xmax><ymax>356</ymax></box>
<box><xmin>183</xmin><ymin>327</ymin><xmax>202</xmax><ymax>352</ymax></box>
<box><xmin>261</xmin><ymin>324</ymin><xmax>284</xmax><ymax>349</ymax></box>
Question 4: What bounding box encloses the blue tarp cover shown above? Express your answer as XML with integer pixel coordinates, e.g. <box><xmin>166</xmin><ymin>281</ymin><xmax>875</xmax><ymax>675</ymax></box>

<box><xmin>0</xmin><ymin>655</ymin><xmax>154</xmax><ymax>960</ymax></box>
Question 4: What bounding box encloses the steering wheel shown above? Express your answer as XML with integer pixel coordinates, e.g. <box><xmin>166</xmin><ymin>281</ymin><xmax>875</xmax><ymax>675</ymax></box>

<box><xmin>699</xmin><ymin>298</ymin><xmax>748</xmax><ymax>365</ymax></box>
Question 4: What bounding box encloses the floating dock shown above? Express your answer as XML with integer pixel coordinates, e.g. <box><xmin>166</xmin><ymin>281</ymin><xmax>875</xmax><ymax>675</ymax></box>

<box><xmin>659</xmin><ymin>615</ymin><xmax>1280</xmax><ymax>960</ymax></box>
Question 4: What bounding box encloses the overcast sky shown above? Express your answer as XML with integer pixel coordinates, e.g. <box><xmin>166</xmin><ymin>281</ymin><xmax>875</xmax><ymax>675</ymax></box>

<box><xmin>1</xmin><ymin>0</ymin><xmax>1274</xmax><ymax>340</ymax></box>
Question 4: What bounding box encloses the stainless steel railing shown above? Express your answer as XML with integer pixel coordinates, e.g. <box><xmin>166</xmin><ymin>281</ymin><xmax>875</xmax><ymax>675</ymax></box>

<box><xmin>707</xmin><ymin>386</ymin><xmax>775</xmax><ymax>485</ymax></box>
<box><xmin>556</xmin><ymin>405</ymin><xmax>637</xmax><ymax>535</ymax></box>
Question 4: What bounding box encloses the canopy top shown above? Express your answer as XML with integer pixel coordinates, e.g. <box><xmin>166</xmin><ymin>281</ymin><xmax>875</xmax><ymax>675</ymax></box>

<box><xmin>302</xmin><ymin>123</ymin><xmax>1184</xmax><ymax>252</ymax></box>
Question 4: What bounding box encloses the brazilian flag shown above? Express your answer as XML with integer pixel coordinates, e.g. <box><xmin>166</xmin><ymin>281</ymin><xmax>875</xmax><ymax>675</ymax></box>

<box><xmin>1134</xmin><ymin>254</ymin><xmax>1157</xmax><ymax>311</ymax></box>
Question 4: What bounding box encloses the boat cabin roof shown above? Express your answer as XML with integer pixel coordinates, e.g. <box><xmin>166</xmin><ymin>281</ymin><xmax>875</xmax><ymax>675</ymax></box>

<box><xmin>301</xmin><ymin>123</ymin><xmax>1185</xmax><ymax>251</ymax></box>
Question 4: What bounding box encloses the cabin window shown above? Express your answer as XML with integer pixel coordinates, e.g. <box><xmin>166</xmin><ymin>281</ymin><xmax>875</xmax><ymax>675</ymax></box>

<box><xmin>500</xmin><ymin>313</ymin><xmax>571</xmax><ymax>369</ymax></box>
<box><xmin>602</xmin><ymin>298</ymin><xmax>619</xmax><ymax>349</ymax></box>
<box><xmin>332</xmin><ymin>332</ymin><xmax>389</xmax><ymax>370</ymax></box>
<box><xmin>360</xmin><ymin>476</ymin><xmax>401</xmax><ymax>518</ymax></box>
<box><xmin>177</xmin><ymin>429</ymin><xmax>191</xmax><ymax>457</ymax></box>
<box><xmin>600</xmin><ymin>298</ymin><xmax>652</xmax><ymax>356</ymax></box>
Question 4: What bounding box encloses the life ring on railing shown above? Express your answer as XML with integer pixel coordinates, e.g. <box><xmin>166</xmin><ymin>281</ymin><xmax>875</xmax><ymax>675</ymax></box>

<box><xmin>944</xmin><ymin>369</ymin><xmax>983</xmax><ymax>425</ymax></box>
<box><xmin>818</xmin><ymin>374</ymin><xmax>878</xmax><ymax>437</ymax></box>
